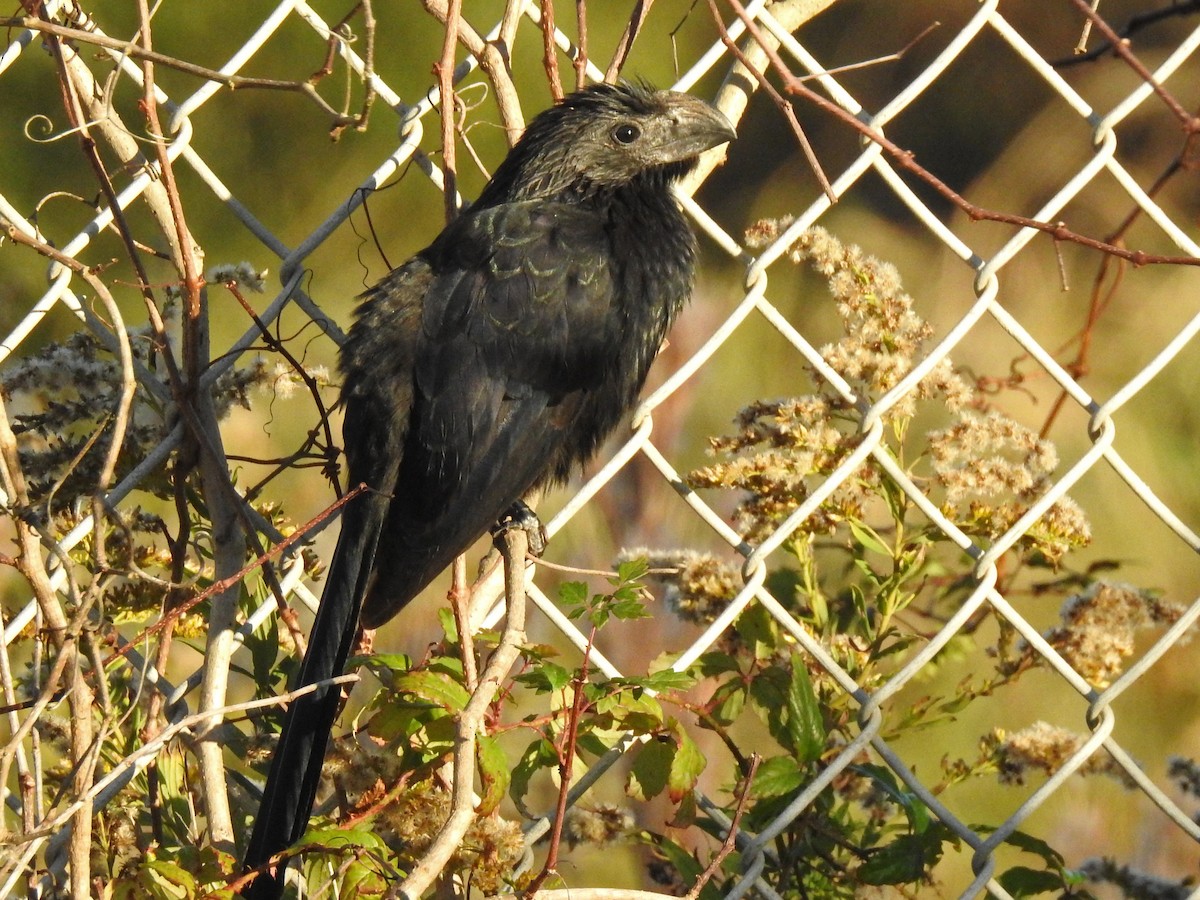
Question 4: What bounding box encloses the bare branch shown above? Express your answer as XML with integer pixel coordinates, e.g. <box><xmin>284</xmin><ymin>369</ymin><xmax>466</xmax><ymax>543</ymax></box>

<box><xmin>392</xmin><ymin>526</ymin><xmax>529</xmax><ymax>899</ymax></box>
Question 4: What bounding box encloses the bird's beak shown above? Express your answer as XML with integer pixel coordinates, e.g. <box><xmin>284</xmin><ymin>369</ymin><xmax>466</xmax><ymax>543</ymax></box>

<box><xmin>659</xmin><ymin>93</ymin><xmax>738</xmax><ymax>161</ymax></box>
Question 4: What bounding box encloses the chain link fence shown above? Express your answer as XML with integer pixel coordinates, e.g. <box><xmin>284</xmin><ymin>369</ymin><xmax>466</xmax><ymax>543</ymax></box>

<box><xmin>2</xmin><ymin>0</ymin><xmax>1200</xmax><ymax>896</ymax></box>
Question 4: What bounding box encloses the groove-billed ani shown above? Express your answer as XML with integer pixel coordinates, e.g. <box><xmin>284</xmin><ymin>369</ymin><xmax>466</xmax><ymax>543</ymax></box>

<box><xmin>241</xmin><ymin>83</ymin><xmax>734</xmax><ymax>897</ymax></box>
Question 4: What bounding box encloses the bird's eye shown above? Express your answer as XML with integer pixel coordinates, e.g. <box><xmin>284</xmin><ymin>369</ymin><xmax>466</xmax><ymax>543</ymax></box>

<box><xmin>611</xmin><ymin>123</ymin><xmax>641</xmax><ymax>145</ymax></box>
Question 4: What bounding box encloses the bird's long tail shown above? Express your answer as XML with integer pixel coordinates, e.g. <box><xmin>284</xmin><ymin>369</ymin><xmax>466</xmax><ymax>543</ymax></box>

<box><xmin>240</xmin><ymin>488</ymin><xmax>390</xmax><ymax>899</ymax></box>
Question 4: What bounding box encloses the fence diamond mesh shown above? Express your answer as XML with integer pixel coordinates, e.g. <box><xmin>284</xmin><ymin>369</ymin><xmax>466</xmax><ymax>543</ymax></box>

<box><xmin>2</xmin><ymin>0</ymin><xmax>1200</xmax><ymax>897</ymax></box>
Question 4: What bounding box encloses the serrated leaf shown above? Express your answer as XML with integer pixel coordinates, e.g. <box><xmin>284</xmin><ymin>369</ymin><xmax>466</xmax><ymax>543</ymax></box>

<box><xmin>857</xmin><ymin>830</ymin><xmax>945</xmax><ymax>884</ymax></box>
<box><xmin>637</xmin><ymin>669</ymin><xmax>696</xmax><ymax>693</ymax></box>
<box><xmin>248</xmin><ymin>615</ymin><xmax>281</xmax><ymax>694</ymax></box>
<box><xmin>611</xmin><ymin>584</ymin><xmax>641</xmax><ymax>602</ymax></box>
<box><xmin>598</xmin><ymin>687</ymin><xmax>662</xmax><ymax>720</ymax></box>
<box><xmin>476</xmin><ymin>734</ymin><xmax>509</xmax><ymax>815</ymax></box>
<box><xmin>557</xmin><ymin>581</ymin><xmax>589</xmax><ymax>608</ymax></box>
<box><xmin>736</xmin><ymin>603</ymin><xmax>779</xmax><ymax>660</ymax></box>
<box><xmin>616</xmin><ymin>557</ymin><xmax>650</xmax><ymax>583</ymax></box>
<box><xmin>395</xmin><ymin>669</ymin><xmax>470</xmax><ymax>712</ymax></box>
<box><xmin>750</xmin><ymin>755</ymin><xmax>805</xmax><ymax>799</ymax></box>
<box><xmin>334</xmin><ymin>859</ymin><xmax>386</xmax><ymax>897</ymax></box>
<box><xmin>669</xmin><ymin>788</ymin><xmax>698</xmax><ymax>828</ymax></box>
<box><xmin>996</xmin><ymin>866</ymin><xmax>1067</xmax><ymax>897</ymax></box>
<box><xmin>628</xmin><ymin>739</ymin><xmax>673</xmax><ymax>801</ymax></box>
<box><xmin>1002</xmin><ymin>830</ymin><xmax>1066</xmax><ymax>867</ymax></box>
<box><xmin>668</xmin><ymin>727</ymin><xmax>706</xmax><ymax>803</ymax></box>
<box><xmin>366</xmin><ymin>699</ymin><xmax>442</xmax><ymax>742</ymax></box>
<box><xmin>353</xmin><ymin>652</ymin><xmax>413</xmax><ymax>677</ymax></box>
<box><xmin>143</xmin><ymin>859</ymin><xmax>196</xmax><ymax>894</ymax></box>
<box><xmin>609</xmin><ymin>596</ymin><xmax>651</xmax><ymax>620</ymax></box>
<box><xmin>691</xmin><ymin>651</ymin><xmax>742</xmax><ymax>678</ymax></box>
<box><xmin>576</xmin><ymin>730</ymin><xmax>612</xmax><ymax>758</ymax></box>
<box><xmin>654</xmin><ymin>838</ymin><xmax>713</xmax><ymax>900</ymax></box>
<box><xmin>514</xmin><ymin>662</ymin><xmax>572</xmax><ymax>693</ymax></box>
<box><xmin>437</xmin><ymin>606</ymin><xmax>458</xmax><ymax>641</ymax></box>
<box><xmin>786</xmin><ymin>654</ymin><xmax>825</xmax><ymax>762</ymax></box>
<box><xmin>300</xmin><ymin>825</ymin><xmax>391</xmax><ymax>852</ymax></box>
<box><xmin>853</xmin><ymin>764</ymin><xmax>930</xmax><ymax>833</ymax></box>
<box><xmin>510</xmin><ymin>738</ymin><xmax>558</xmax><ymax>808</ymax></box>
<box><xmin>709</xmin><ymin>679</ymin><xmax>746</xmax><ymax>726</ymax></box>
<box><xmin>747</xmin><ymin>666</ymin><xmax>790</xmax><ymax>746</ymax></box>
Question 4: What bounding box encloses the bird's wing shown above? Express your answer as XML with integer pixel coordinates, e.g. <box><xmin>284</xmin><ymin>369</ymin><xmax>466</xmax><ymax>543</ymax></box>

<box><xmin>359</xmin><ymin>201</ymin><xmax>617</xmax><ymax>627</ymax></box>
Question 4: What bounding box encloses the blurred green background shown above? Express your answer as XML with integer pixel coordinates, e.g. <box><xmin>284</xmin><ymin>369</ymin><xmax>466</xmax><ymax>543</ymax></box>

<box><xmin>2</xmin><ymin>0</ymin><xmax>1199</xmax><ymax>893</ymax></box>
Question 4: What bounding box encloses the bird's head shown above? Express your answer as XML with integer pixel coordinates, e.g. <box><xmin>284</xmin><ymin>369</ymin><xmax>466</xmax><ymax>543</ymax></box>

<box><xmin>478</xmin><ymin>83</ymin><xmax>737</xmax><ymax>204</ymax></box>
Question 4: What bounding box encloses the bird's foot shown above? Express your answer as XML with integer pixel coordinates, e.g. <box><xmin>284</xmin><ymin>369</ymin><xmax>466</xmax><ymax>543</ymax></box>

<box><xmin>490</xmin><ymin>500</ymin><xmax>548</xmax><ymax>557</ymax></box>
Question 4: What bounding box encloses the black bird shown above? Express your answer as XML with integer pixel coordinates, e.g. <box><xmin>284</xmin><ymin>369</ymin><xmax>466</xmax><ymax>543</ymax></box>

<box><xmin>241</xmin><ymin>83</ymin><xmax>735</xmax><ymax>897</ymax></box>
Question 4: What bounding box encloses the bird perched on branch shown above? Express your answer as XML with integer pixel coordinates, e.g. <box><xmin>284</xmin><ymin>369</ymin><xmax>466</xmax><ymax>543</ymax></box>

<box><xmin>241</xmin><ymin>82</ymin><xmax>735</xmax><ymax>898</ymax></box>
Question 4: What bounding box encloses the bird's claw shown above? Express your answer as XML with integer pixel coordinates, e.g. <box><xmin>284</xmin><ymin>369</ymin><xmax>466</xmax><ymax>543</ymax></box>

<box><xmin>490</xmin><ymin>500</ymin><xmax>548</xmax><ymax>557</ymax></box>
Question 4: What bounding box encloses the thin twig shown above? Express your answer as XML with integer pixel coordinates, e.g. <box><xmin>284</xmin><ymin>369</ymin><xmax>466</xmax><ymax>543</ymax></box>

<box><xmin>1074</xmin><ymin>0</ymin><xmax>1101</xmax><ymax>54</ymax></box>
<box><xmin>3</xmin><ymin>674</ymin><xmax>360</xmax><ymax>854</ymax></box>
<box><xmin>540</xmin><ymin>0</ymin><xmax>565</xmax><ymax>100</ymax></box>
<box><xmin>719</xmin><ymin>0</ymin><xmax>1200</xmax><ymax>268</ymax></box>
<box><xmin>606</xmin><ymin>0</ymin><xmax>655</xmax><ymax>83</ymax></box>
<box><xmin>683</xmin><ymin>753</ymin><xmax>760</xmax><ymax>900</ymax></box>
<box><xmin>392</xmin><ymin>526</ymin><xmax>529</xmax><ymax>899</ymax></box>
<box><xmin>1056</xmin><ymin>0</ymin><xmax>1200</xmax><ymax>66</ymax></box>
<box><xmin>574</xmin><ymin>0</ymin><xmax>589</xmax><ymax>90</ymax></box>
<box><xmin>1065</xmin><ymin>0</ymin><xmax>1199</xmax><ymax>132</ymax></box>
<box><xmin>3</xmin><ymin>16</ymin><xmax>374</xmax><ymax>130</ymax></box>
<box><xmin>706</xmin><ymin>0</ymin><xmax>834</xmax><ymax>201</ymax></box>
<box><xmin>451</xmin><ymin>554</ymin><xmax>479</xmax><ymax>691</ymax></box>
<box><xmin>420</xmin><ymin>0</ymin><xmax>526</xmax><ymax>141</ymax></box>
<box><xmin>437</xmin><ymin>0</ymin><xmax>462</xmax><ymax>222</ymax></box>
<box><xmin>525</xmin><ymin>620</ymin><xmax>596</xmax><ymax>895</ymax></box>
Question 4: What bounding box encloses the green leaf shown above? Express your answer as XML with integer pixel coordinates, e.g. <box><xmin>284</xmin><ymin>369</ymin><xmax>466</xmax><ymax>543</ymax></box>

<box><xmin>557</xmin><ymin>581</ymin><xmax>589</xmax><ymax>609</ymax></box>
<box><xmin>1002</xmin><ymin>830</ymin><xmax>1066</xmax><ymax>867</ymax></box>
<box><xmin>736</xmin><ymin>603</ymin><xmax>779</xmax><ymax>660</ymax></box>
<box><xmin>857</xmin><ymin>830</ymin><xmax>946</xmax><ymax>884</ymax></box>
<box><xmin>353</xmin><ymin>652</ymin><xmax>413</xmax><ymax>677</ymax></box>
<box><xmin>654</xmin><ymin>837</ymin><xmax>722</xmax><ymax>900</ymax></box>
<box><xmin>395</xmin><ymin>669</ymin><xmax>470</xmax><ymax>712</ymax></box>
<box><xmin>747</xmin><ymin>665</ymin><xmax>791</xmax><ymax>747</ymax></box>
<box><xmin>849</xmin><ymin>518</ymin><xmax>892</xmax><ymax>557</ymax></box>
<box><xmin>750</xmin><ymin>755</ymin><xmax>805</xmax><ymax>799</ymax></box>
<box><xmin>609</xmin><ymin>596</ymin><xmax>651</xmax><ymax>620</ymax></box>
<box><xmin>669</xmin><ymin>788</ymin><xmax>698</xmax><ymax>828</ymax></box>
<box><xmin>637</xmin><ymin>669</ymin><xmax>697</xmax><ymax>693</ymax></box>
<box><xmin>514</xmin><ymin>661</ymin><xmax>572</xmax><ymax>693</ymax></box>
<box><xmin>853</xmin><ymin>764</ymin><xmax>930</xmax><ymax>833</ymax></box>
<box><xmin>364</xmin><ymin>701</ymin><xmax>422</xmax><ymax>742</ymax></box>
<box><xmin>628</xmin><ymin>739</ymin><xmax>673</xmax><ymax>801</ymax></box>
<box><xmin>334</xmin><ymin>859</ymin><xmax>386</xmax><ymax>897</ymax></box>
<box><xmin>668</xmin><ymin>727</ymin><xmax>706</xmax><ymax>803</ymax></box>
<box><xmin>247</xmin><ymin>615</ymin><xmax>281</xmax><ymax>695</ymax></box>
<box><xmin>786</xmin><ymin>654</ymin><xmax>825</xmax><ymax>763</ymax></box>
<box><xmin>597</xmin><ymin>689</ymin><xmax>664</xmax><ymax>732</ymax></box>
<box><xmin>142</xmin><ymin>859</ymin><xmax>197</xmax><ymax>897</ymax></box>
<box><xmin>691</xmin><ymin>651</ymin><xmax>742</xmax><ymax>678</ymax></box>
<box><xmin>616</xmin><ymin>556</ymin><xmax>650</xmax><ymax>583</ymax></box>
<box><xmin>476</xmin><ymin>734</ymin><xmax>509</xmax><ymax>815</ymax></box>
<box><xmin>709</xmin><ymin>679</ymin><xmax>746</xmax><ymax>726</ymax></box>
<box><xmin>438</xmin><ymin>606</ymin><xmax>458</xmax><ymax>642</ymax></box>
<box><xmin>511</xmin><ymin>738</ymin><xmax>558</xmax><ymax>808</ymax></box>
<box><xmin>997</xmin><ymin>866</ymin><xmax>1070</xmax><ymax>897</ymax></box>
<box><xmin>299</xmin><ymin>825</ymin><xmax>391</xmax><ymax>852</ymax></box>
<box><xmin>576</xmin><ymin>730</ymin><xmax>613</xmax><ymax>758</ymax></box>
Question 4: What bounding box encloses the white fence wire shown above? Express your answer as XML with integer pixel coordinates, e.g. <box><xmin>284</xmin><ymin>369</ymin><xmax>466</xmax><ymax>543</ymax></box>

<box><xmin>2</xmin><ymin>0</ymin><xmax>1200</xmax><ymax>896</ymax></box>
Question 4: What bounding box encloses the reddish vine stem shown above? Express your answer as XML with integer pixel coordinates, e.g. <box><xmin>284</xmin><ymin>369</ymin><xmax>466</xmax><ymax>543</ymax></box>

<box><xmin>718</xmin><ymin>0</ymin><xmax>1200</xmax><ymax>269</ymax></box>
<box><xmin>524</xmin><ymin>623</ymin><xmax>597</xmax><ymax>895</ymax></box>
